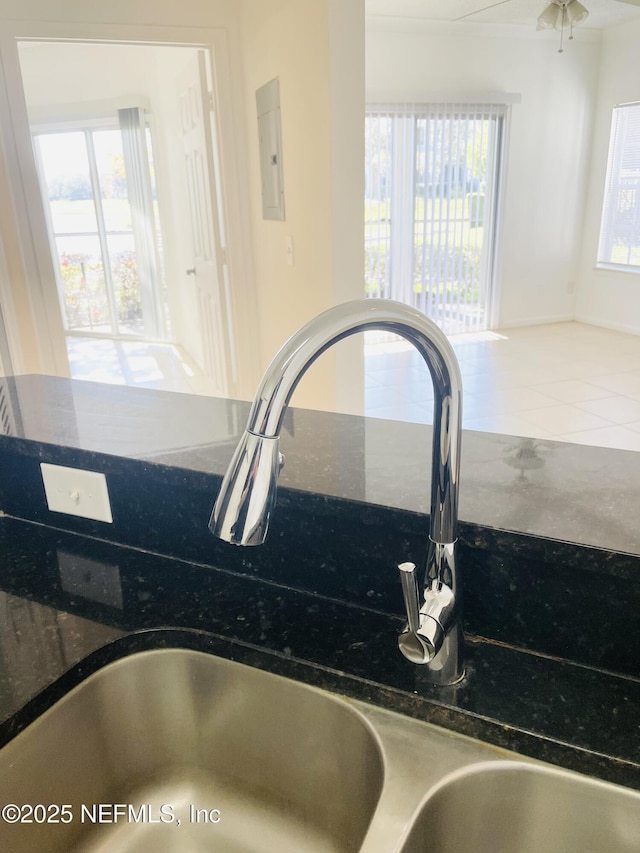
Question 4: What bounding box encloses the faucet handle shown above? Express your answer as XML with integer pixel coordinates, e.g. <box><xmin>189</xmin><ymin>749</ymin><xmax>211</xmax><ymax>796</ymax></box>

<box><xmin>398</xmin><ymin>562</ymin><xmax>421</xmax><ymax>634</ymax></box>
<box><xmin>398</xmin><ymin>562</ymin><xmax>434</xmax><ymax>665</ymax></box>
<box><xmin>397</xmin><ymin>561</ymin><xmax>446</xmax><ymax>665</ymax></box>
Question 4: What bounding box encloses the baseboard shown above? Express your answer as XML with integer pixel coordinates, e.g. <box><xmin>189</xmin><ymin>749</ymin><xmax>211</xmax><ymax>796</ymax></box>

<box><xmin>497</xmin><ymin>314</ymin><xmax>574</xmax><ymax>330</ymax></box>
<box><xmin>575</xmin><ymin>314</ymin><xmax>640</xmax><ymax>338</ymax></box>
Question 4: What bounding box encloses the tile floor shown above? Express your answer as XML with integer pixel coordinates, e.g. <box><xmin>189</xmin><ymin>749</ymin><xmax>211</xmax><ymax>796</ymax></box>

<box><xmin>364</xmin><ymin>322</ymin><xmax>640</xmax><ymax>452</ymax></box>
<box><xmin>67</xmin><ymin>322</ymin><xmax>640</xmax><ymax>453</ymax></box>
<box><xmin>66</xmin><ymin>336</ymin><xmax>218</xmax><ymax>397</ymax></box>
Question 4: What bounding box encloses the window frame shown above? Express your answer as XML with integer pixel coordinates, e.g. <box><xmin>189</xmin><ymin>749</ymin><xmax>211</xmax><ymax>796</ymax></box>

<box><xmin>597</xmin><ymin>101</ymin><xmax>640</xmax><ymax>274</ymax></box>
<box><xmin>32</xmin><ymin>114</ymin><xmax>163</xmax><ymax>339</ymax></box>
<box><xmin>364</xmin><ymin>102</ymin><xmax>508</xmax><ymax>334</ymax></box>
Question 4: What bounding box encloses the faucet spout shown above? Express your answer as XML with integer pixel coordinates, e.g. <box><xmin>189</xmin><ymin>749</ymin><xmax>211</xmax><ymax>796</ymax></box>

<box><xmin>209</xmin><ymin>299</ymin><xmax>464</xmax><ymax>682</ymax></box>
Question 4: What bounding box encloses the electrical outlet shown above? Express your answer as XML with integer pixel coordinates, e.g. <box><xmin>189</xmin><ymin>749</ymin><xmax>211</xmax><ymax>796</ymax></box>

<box><xmin>40</xmin><ymin>463</ymin><xmax>113</xmax><ymax>523</ymax></box>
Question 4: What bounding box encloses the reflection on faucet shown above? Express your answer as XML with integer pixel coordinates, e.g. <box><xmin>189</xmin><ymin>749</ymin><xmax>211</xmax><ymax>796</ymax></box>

<box><xmin>209</xmin><ymin>299</ymin><xmax>464</xmax><ymax>685</ymax></box>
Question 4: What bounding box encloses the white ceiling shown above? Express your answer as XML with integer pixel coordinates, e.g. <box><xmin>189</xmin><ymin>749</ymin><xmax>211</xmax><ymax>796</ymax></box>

<box><xmin>366</xmin><ymin>0</ymin><xmax>640</xmax><ymax>29</ymax></box>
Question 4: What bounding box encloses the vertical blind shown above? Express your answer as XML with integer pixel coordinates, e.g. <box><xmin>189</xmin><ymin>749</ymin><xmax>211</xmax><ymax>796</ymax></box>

<box><xmin>119</xmin><ymin>107</ymin><xmax>162</xmax><ymax>337</ymax></box>
<box><xmin>365</xmin><ymin>102</ymin><xmax>505</xmax><ymax>334</ymax></box>
<box><xmin>598</xmin><ymin>102</ymin><xmax>640</xmax><ymax>269</ymax></box>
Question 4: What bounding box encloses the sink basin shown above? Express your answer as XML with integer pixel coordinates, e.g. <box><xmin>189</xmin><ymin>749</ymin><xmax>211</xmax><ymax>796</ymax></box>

<box><xmin>0</xmin><ymin>649</ymin><xmax>383</xmax><ymax>853</ymax></box>
<box><xmin>399</xmin><ymin>761</ymin><xmax>640</xmax><ymax>853</ymax></box>
<box><xmin>2</xmin><ymin>645</ymin><xmax>640</xmax><ymax>853</ymax></box>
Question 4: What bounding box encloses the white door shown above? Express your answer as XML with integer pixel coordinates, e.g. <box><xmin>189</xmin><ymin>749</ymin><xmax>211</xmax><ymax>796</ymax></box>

<box><xmin>177</xmin><ymin>50</ymin><xmax>232</xmax><ymax>396</ymax></box>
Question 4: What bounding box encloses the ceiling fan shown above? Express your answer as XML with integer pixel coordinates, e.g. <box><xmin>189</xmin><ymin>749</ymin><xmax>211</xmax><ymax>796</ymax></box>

<box><xmin>456</xmin><ymin>0</ymin><xmax>640</xmax><ymax>23</ymax></box>
<box><xmin>456</xmin><ymin>0</ymin><xmax>640</xmax><ymax>52</ymax></box>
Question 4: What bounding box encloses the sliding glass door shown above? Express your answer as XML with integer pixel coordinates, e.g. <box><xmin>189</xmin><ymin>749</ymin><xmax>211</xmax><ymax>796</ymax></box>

<box><xmin>365</xmin><ymin>103</ymin><xmax>505</xmax><ymax>334</ymax></box>
<box><xmin>34</xmin><ymin>112</ymin><xmax>165</xmax><ymax>340</ymax></box>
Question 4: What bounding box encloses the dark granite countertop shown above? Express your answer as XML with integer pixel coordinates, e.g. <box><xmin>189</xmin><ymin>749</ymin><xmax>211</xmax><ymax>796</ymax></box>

<box><xmin>0</xmin><ymin>514</ymin><xmax>637</xmax><ymax>792</ymax></box>
<box><xmin>2</xmin><ymin>374</ymin><xmax>640</xmax><ymax>555</ymax></box>
<box><xmin>0</xmin><ymin>375</ymin><xmax>638</xmax><ymax>793</ymax></box>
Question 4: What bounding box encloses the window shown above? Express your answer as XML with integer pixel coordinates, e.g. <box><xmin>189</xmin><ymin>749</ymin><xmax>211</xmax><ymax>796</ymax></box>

<box><xmin>33</xmin><ymin>109</ymin><xmax>166</xmax><ymax>339</ymax></box>
<box><xmin>598</xmin><ymin>102</ymin><xmax>640</xmax><ymax>271</ymax></box>
<box><xmin>365</xmin><ymin>103</ymin><xmax>505</xmax><ymax>334</ymax></box>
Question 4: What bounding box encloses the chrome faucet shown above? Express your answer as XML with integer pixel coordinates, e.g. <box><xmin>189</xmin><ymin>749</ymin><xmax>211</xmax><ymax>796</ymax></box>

<box><xmin>209</xmin><ymin>299</ymin><xmax>464</xmax><ymax>684</ymax></box>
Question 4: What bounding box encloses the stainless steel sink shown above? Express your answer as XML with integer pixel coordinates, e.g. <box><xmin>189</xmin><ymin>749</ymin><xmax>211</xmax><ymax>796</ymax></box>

<box><xmin>398</xmin><ymin>761</ymin><xmax>640</xmax><ymax>853</ymax></box>
<box><xmin>1</xmin><ymin>647</ymin><xmax>639</xmax><ymax>853</ymax></box>
<box><xmin>0</xmin><ymin>649</ymin><xmax>384</xmax><ymax>852</ymax></box>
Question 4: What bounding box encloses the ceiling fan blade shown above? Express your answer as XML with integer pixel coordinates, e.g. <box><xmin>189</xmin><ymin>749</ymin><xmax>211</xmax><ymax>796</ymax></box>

<box><xmin>452</xmin><ymin>0</ymin><xmax>513</xmax><ymax>22</ymax></box>
<box><xmin>612</xmin><ymin>0</ymin><xmax>640</xmax><ymax>6</ymax></box>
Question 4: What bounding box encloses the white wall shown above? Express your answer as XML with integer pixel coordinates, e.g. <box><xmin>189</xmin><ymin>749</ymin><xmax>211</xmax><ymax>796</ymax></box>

<box><xmin>18</xmin><ymin>42</ymin><xmax>158</xmax><ymax>117</ymax></box>
<box><xmin>239</xmin><ymin>0</ymin><xmax>364</xmax><ymax>413</ymax></box>
<box><xmin>575</xmin><ymin>18</ymin><xmax>640</xmax><ymax>335</ymax></box>
<box><xmin>366</xmin><ymin>18</ymin><xmax>601</xmax><ymax>329</ymax></box>
<box><xmin>0</xmin><ymin>0</ymin><xmax>239</xmax><ymax>29</ymax></box>
<box><xmin>329</xmin><ymin>0</ymin><xmax>366</xmax><ymax>414</ymax></box>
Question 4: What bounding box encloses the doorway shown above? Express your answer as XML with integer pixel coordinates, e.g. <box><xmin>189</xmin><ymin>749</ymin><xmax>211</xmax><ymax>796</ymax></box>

<box><xmin>363</xmin><ymin>101</ymin><xmax>506</xmax><ymax>422</ymax></box>
<box><xmin>364</xmin><ymin>102</ymin><xmax>505</xmax><ymax>335</ymax></box>
<box><xmin>17</xmin><ymin>40</ymin><xmax>233</xmax><ymax>396</ymax></box>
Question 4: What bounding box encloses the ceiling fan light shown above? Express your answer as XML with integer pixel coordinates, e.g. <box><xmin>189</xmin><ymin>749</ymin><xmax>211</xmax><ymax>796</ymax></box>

<box><xmin>537</xmin><ymin>4</ymin><xmax>561</xmax><ymax>30</ymax></box>
<box><xmin>566</xmin><ymin>0</ymin><xmax>589</xmax><ymax>25</ymax></box>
